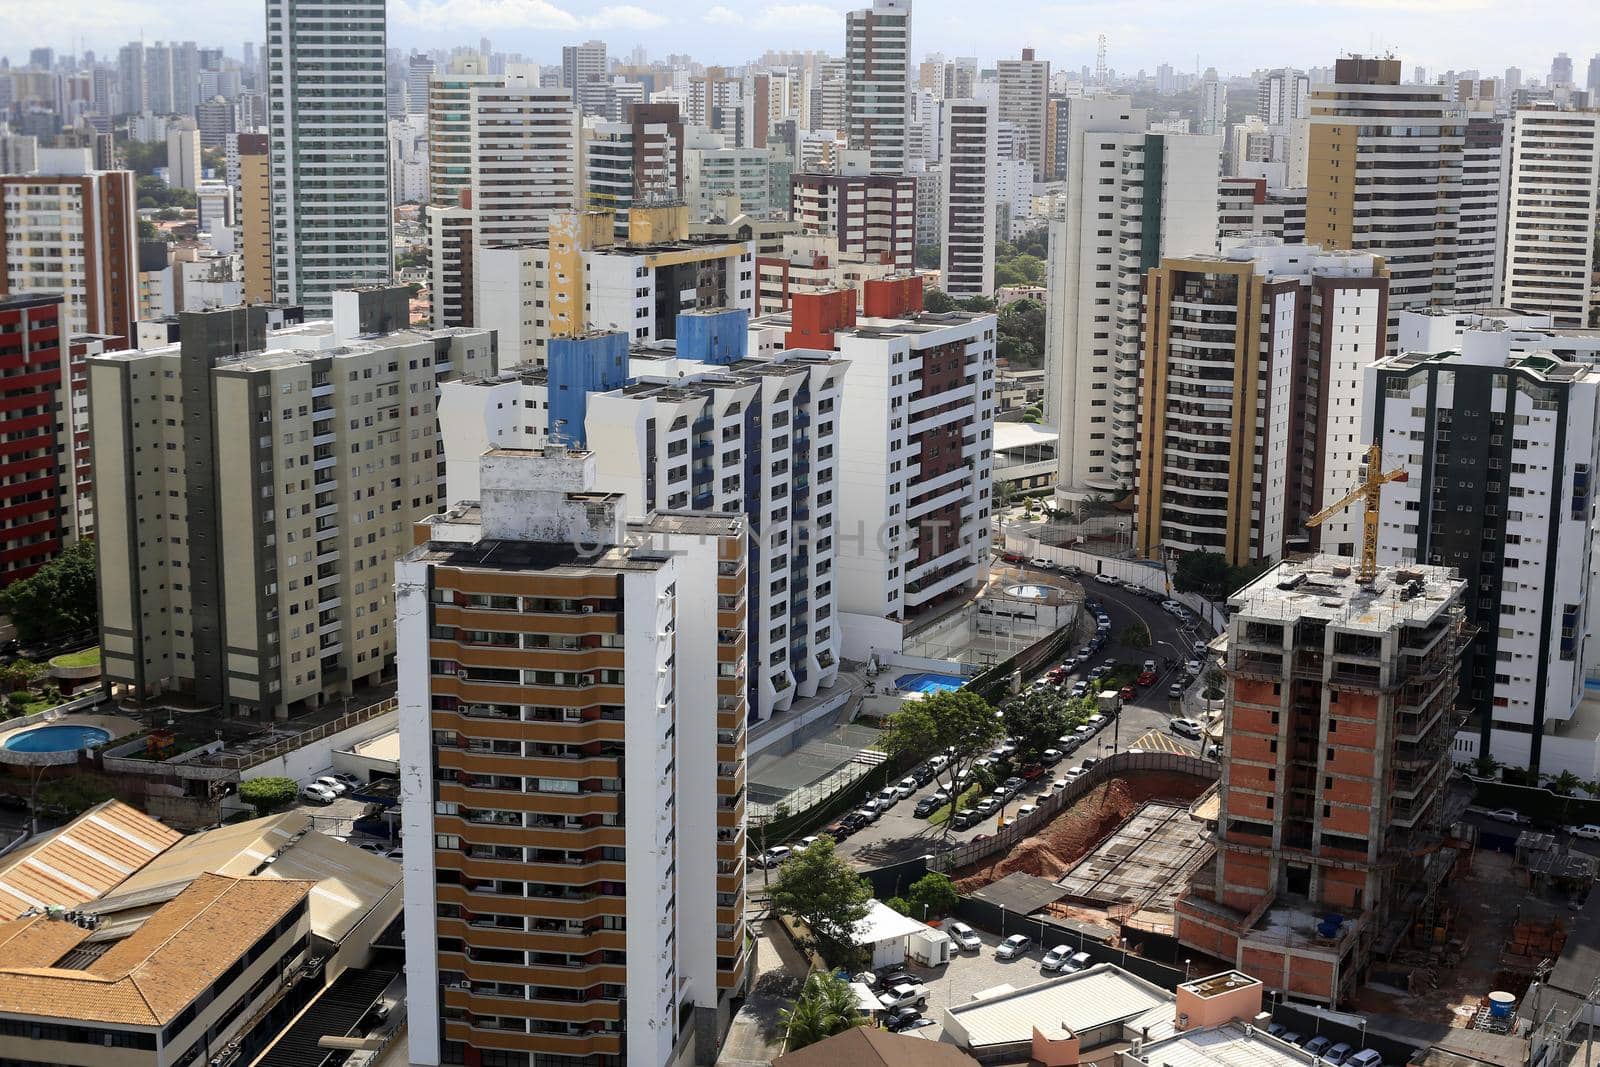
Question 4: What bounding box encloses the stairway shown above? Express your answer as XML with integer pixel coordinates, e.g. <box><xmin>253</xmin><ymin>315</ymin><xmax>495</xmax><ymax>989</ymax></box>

<box><xmin>252</xmin><ymin>966</ymin><xmax>398</xmax><ymax>1067</ymax></box>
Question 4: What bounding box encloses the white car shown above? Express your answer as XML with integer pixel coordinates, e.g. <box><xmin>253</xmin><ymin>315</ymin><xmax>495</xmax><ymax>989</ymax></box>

<box><xmin>313</xmin><ymin>775</ymin><xmax>348</xmax><ymax>796</ymax></box>
<box><xmin>1063</xmin><ymin>950</ymin><xmax>1093</xmax><ymax>972</ymax></box>
<box><xmin>894</xmin><ymin>777</ymin><xmax>918</xmax><ymax>799</ymax></box>
<box><xmin>1185</xmin><ymin>659</ymin><xmax>1203</xmax><ymax>675</ymax></box>
<box><xmin>1093</xmin><ymin>573</ymin><xmax>1119</xmax><ymax>586</ymax></box>
<box><xmin>1030</xmin><ymin>558</ymin><xmax>1056</xmax><ymax>570</ymax></box>
<box><xmin>1040</xmin><ymin>944</ymin><xmax>1074</xmax><ymax>972</ymax></box>
<box><xmin>1014</xmin><ymin>804</ymin><xmax>1037</xmax><ymax>819</ymax></box>
<box><xmin>758</xmin><ymin>846</ymin><xmax>792</xmax><ymax>868</ymax></box>
<box><xmin>948</xmin><ymin>921</ymin><xmax>982</xmax><ymax>952</ymax></box>
<box><xmin>1567</xmin><ymin>823</ymin><xmax>1600</xmax><ymax>840</ymax></box>
<box><xmin>1171</xmin><ymin>718</ymin><xmax>1204</xmax><ymax>739</ymax></box>
<box><xmin>1162</xmin><ymin>600</ymin><xmax>1185</xmax><ymax>616</ymax></box>
<box><xmin>996</xmin><ymin>934</ymin><xmax>1032</xmax><ymax>959</ymax></box>
<box><xmin>300</xmin><ymin>783</ymin><xmax>336</xmax><ymax>805</ymax></box>
<box><xmin>877</xmin><ymin>983</ymin><xmax>929</xmax><ymax>1009</ymax></box>
<box><xmin>794</xmin><ymin>835</ymin><xmax>821</xmax><ymax>852</ymax></box>
<box><xmin>1051</xmin><ymin>777</ymin><xmax>1069</xmax><ymax>791</ymax></box>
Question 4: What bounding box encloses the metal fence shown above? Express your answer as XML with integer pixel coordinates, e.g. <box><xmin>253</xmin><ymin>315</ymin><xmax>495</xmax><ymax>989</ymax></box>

<box><xmin>929</xmin><ymin>749</ymin><xmax>1217</xmax><ymax>873</ymax></box>
<box><xmin>208</xmin><ymin>698</ymin><xmax>398</xmax><ymax>770</ymax></box>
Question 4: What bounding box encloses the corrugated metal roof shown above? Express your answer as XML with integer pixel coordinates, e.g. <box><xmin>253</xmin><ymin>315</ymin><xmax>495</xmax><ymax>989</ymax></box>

<box><xmin>1133</xmin><ymin>1022</ymin><xmax>1317</xmax><ymax>1067</ymax></box>
<box><xmin>945</xmin><ymin>964</ymin><xmax>1171</xmax><ymax>1048</ymax></box>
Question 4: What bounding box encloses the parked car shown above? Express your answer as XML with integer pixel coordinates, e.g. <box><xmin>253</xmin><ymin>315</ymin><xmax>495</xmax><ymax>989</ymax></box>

<box><xmin>384</xmin><ymin>848</ymin><xmax>403</xmax><ymax>862</ymax></box>
<box><xmin>884</xmin><ymin>1006</ymin><xmax>924</xmax><ymax>1032</ymax></box>
<box><xmin>1052</xmin><ymin>777</ymin><xmax>1070</xmax><ymax>791</ymax></box>
<box><xmin>1001</xmin><ymin>776</ymin><xmax>1026</xmax><ymax>798</ymax></box>
<box><xmin>913</xmin><ymin>795</ymin><xmax>943</xmax><ymax>818</ymax></box>
<box><xmin>1064</xmin><ymin>951</ymin><xmax>1093</xmax><ymax>972</ymax></box>
<box><xmin>1169</xmin><ymin>683</ymin><xmax>1185</xmax><ymax>699</ymax></box>
<box><xmin>996</xmin><ymin>934</ymin><xmax>1032</xmax><ymax>959</ymax></box>
<box><xmin>1324</xmin><ymin>1044</ymin><xmax>1356</xmax><ymax>1065</ymax></box>
<box><xmin>1161</xmin><ymin>600</ymin><xmax>1185</xmax><ymax>615</ymax></box>
<box><xmin>794</xmin><ymin>836</ymin><xmax>820</xmax><ymax>853</ymax></box>
<box><xmin>313</xmin><ymin>775</ymin><xmax>348</xmax><ymax>796</ymax></box>
<box><xmin>894</xmin><ymin>777</ymin><xmax>919</xmax><ymax>799</ymax></box>
<box><xmin>877</xmin><ymin>983</ymin><xmax>929</xmax><ymax>1010</ymax></box>
<box><xmin>1030</xmin><ymin>558</ymin><xmax>1056</xmax><ymax>570</ymax></box>
<box><xmin>1142</xmin><ymin>659</ymin><xmax>1157</xmax><ymax>672</ymax></box>
<box><xmin>1041</xmin><ymin>748</ymin><xmax>1064</xmax><ymax>766</ymax></box>
<box><xmin>855</xmin><ymin>806</ymin><xmax>883</xmax><ymax>825</ymax></box>
<box><xmin>1278</xmin><ymin>1033</ymin><xmax>1304</xmax><ymax>1047</ymax></box>
<box><xmin>838</xmin><ymin>811</ymin><xmax>870</xmax><ymax>833</ymax></box>
<box><xmin>1063</xmin><ymin>768</ymin><xmax>1085</xmax><ymax>783</ymax></box>
<box><xmin>1267</xmin><ymin>1024</ymin><xmax>1287</xmax><ymax>1039</ymax></box>
<box><xmin>1071</xmin><ymin>682</ymin><xmax>1090</xmax><ymax>698</ymax></box>
<box><xmin>873</xmin><ymin>787</ymin><xmax>900</xmax><ymax>807</ymax></box>
<box><xmin>1119</xmin><ymin>685</ymin><xmax>1136</xmax><ymax>701</ymax></box>
<box><xmin>1488</xmin><ymin>808</ymin><xmax>1532</xmax><ymax>825</ymax></box>
<box><xmin>1137</xmin><ymin>670</ymin><xmax>1156</xmax><ymax>686</ymax></box>
<box><xmin>1064</xmin><ymin>565</ymin><xmax>1083</xmax><ymax>576</ymax></box>
<box><xmin>1040</xmin><ymin>944</ymin><xmax>1074</xmax><ymax>972</ymax></box>
<box><xmin>355</xmin><ymin>840</ymin><xmax>388</xmax><ymax>855</ymax></box>
<box><xmin>948</xmin><ymin>921</ymin><xmax>982</xmax><ymax>952</ymax></box>
<box><xmin>1079</xmin><ymin>757</ymin><xmax>1100</xmax><ymax>772</ymax></box>
<box><xmin>300</xmin><ymin>783</ymin><xmax>336</xmax><ymax>805</ymax></box>
<box><xmin>951</xmin><ymin>809</ymin><xmax>980</xmax><ymax>830</ymax></box>
<box><xmin>1185</xmin><ymin>659</ymin><xmax>1203</xmax><ymax>675</ymax></box>
<box><xmin>331</xmin><ymin>773</ymin><xmax>362</xmax><ymax>791</ymax></box>
<box><xmin>1303</xmin><ymin>1037</ymin><xmax>1332</xmax><ymax>1057</ymax></box>
<box><xmin>1093</xmin><ymin>573</ymin><xmax>1119</xmax><ymax>586</ymax></box>
<box><xmin>1567</xmin><ymin>823</ymin><xmax>1600</xmax><ymax>840</ymax></box>
<box><xmin>912</xmin><ymin>764</ymin><xmax>938</xmax><ymax>787</ymax></box>
<box><xmin>1014</xmin><ymin>804</ymin><xmax>1037</xmax><ymax>819</ymax></box>
<box><xmin>757</xmin><ymin>846</ymin><xmax>792</xmax><ymax>868</ymax></box>
<box><xmin>1171</xmin><ymin>718</ymin><xmax>1204</xmax><ymax>739</ymax></box>
<box><xmin>1346</xmin><ymin>1051</ymin><xmax>1383</xmax><ymax>1067</ymax></box>
<box><xmin>1085</xmin><ymin>714</ymin><xmax>1106</xmax><ymax>733</ymax></box>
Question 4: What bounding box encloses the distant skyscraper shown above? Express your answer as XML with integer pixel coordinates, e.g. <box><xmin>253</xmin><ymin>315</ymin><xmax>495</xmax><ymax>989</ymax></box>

<box><xmin>845</xmin><ymin>0</ymin><xmax>912</xmax><ymax>174</ymax></box>
<box><xmin>1551</xmin><ymin>52</ymin><xmax>1575</xmax><ymax>88</ymax></box>
<box><xmin>1502</xmin><ymin>106</ymin><xmax>1600</xmax><ymax>327</ymax></box>
<box><xmin>266</xmin><ymin>0</ymin><xmax>392</xmax><ymax>316</ymax></box>
<box><xmin>1257</xmin><ymin>68</ymin><xmax>1309</xmax><ymax>125</ymax></box>
<box><xmin>405</xmin><ymin>54</ymin><xmax>433</xmax><ymax>115</ymax></box>
<box><xmin>1588</xmin><ymin>54</ymin><xmax>1600</xmax><ymax>97</ymax></box>
<box><xmin>940</xmin><ymin>97</ymin><xmax>995</xmax><ymax>296</ymax></box>
<box><xmin>1505</xmin><ymin>65</ymin><xmax>1523</xmax><ymax>100</ymax></box>
<box><xmin>996</xmin><ymin>48</ymin><xmax>1049</xmax><ymax>171</ymax></box>
<box><xmin>562</xmin><ymin>39</ymin><xmax>606</xmax><ymax>92</ymax></box>
<box><xmin>1198</xmin><ymin>67</ymin><xmax>1225</xmax><ymax>136</ymax></box>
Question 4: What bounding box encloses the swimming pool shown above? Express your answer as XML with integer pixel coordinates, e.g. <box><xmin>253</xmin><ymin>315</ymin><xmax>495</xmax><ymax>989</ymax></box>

<box><xmin>1006</xmin><ymin>584</ymin><xmax>1055</xmax><ymax>600</ymax></box>
<box><xmin>2</xmin><ymin>724</ymin><xmax>111</xmax><ymax>753</ymax></box>
<box><xmin>895</xmin><ymin>671</ymin><xmax>968</xmax><ymax>695</ymax></box>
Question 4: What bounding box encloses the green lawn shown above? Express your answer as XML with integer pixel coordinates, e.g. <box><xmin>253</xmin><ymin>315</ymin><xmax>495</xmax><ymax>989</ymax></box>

<box><xmin>48</xmin><ymin>647</ymin><xmax>100</xmax><ymax>669</ymax></box>
<box><xmin>927</xmin><ymin>783</ymin><xmax>981</xmax><ymax>826</ymax></box>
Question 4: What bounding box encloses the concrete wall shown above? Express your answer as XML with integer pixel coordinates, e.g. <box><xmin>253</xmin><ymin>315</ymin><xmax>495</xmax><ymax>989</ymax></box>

<box><xmin>239</xmin><ymin>709</ymin><xmax>399</xmax><ymax>785</ymax></box>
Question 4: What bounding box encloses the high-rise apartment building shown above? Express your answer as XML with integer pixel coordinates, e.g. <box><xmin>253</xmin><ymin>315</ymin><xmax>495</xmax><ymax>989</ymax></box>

<box><xmin>0</xmin><ymin>293</ymin><xmax>102</xmax><ymax>585</ymax></box>
<box><xmin>996</xmin><ymin>48</ymin><xmax>1049</xmax><ymax>171</ymax></box>
<box><xmin>90</xmin><ymin>291</ymin><xmax>495</xmax><ymax>718</ymax></box>
<box><xmin>1305</xmin><ymin>57</ymin><xmax>1469</xmax><ymax>334</ymax></box>
<box><xmin>0</xmin><ymin>149</ymin><xmax>137</xmax><ymax>343</ymax></box>
<box><xmin>790</xmin><ymin>171</ymin><xmax>916</xmax><ymax>271</ymax></box>
<box><xmin>1458</xmin><ymin>113</ymin><xmax>1509</xmax><ymax>309</ymax></box>
<box><xmin>1367</xmin><ymin>341</ymin><xmax>1600</xmax><ymax>781</ymax></box>
<box><xmin>1502</xmin><ymin>106</ymin><xmax>1600</xmax><ymax>328</ymax></box>
<box><xmin>561</xmin><ymin>39</ymin><xmax>607</xmax><ymax>96</ymax></box>
<box><xmin>1136</xmin><ymin>244</ymin><xmax>1389</xmax><ymax>567</ymax></box>
<box><xmin>1551</xmin><ymin>52</ymin><xmax>1575</xmax><ymax>89</ymax></box>
<box><xmin>1042</xmin><ymin>97</ymin><xmax>1220</xmax><ymax>498</ymax></box>
<box><xmin>1217</xmin><ymin>173</ymin><xmax>1307</xmax><ymax>244</ymax></box>
<box><xmin>751</xmin><ymin>278</ymin><xmax>996</xmax><ymax>655</ymax></box>
<box><xmin>237</xmin><ymin>132</ymin><xmax>272</xmax><ymax>303</ymax></box>
<box><xmin>584</xmin><ymin>103</ymin><xmax>685</xmax><ymax>239</ymax></box>
<box><xmin>405</xmin><ymin>54</ymin><xmax>434</xmax><ymax>115</ymax></box>
<box><xmin>1257</xmin><ymin>68</ymin><xmax>1311</xmax><ymax>126</ymax></box>
<box><xmin>266</xmin><ymin>0</ymin><xmax>392</xmax><ymax>316</ymax></box>
<box><xmin>398</xmin><ymin>447</ymin><xmax>750</xmax><ymax>1066</ymax></box>
<box><xmin>473</xmin><ymin>205</ymin><xmax>754</xmax><ymax>367</ymax></box>
<box><xmin>438</xmin><ymin>317</ymin><xmax>846</xmax><ymax>721</ymax></box>
<box><xmin>166</xmin><ymin>121</ymin><xmax>200</xmax><ymax>191</ymax></box>
<box><xmin>844</xmin><ymin>0</ymin><xmax>912</xmax><ymax>174</ymax></box>
<box><xmin>1198</xmin><ymin>68</ymin><xmax>1226</xmax><ymax>137</ymax></box>
<box><xmin>684</xmin><ymin>132</ymin><xmax>779</xmax><ymax>220</ymax></box>
<box><xmin>1176</xmin><ymin>556</ymin><xmax>1468</xmax><ymax>1005</ymax></box>
<box><xmin>939</xmin><ymin>97</ymin><xmax>996</xmax><ymax>297</ymax></box>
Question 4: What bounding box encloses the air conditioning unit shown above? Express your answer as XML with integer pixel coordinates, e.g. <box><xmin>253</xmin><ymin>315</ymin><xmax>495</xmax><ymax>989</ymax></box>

<box><xmin>581</xmin><ymin>604</ymin><xmax>595</xmax><ymax>614</ymax></box>
<box><xmin>453</xmin><ymin>980</ymin><xmax>473</xmax><ymax>990</ymax></box>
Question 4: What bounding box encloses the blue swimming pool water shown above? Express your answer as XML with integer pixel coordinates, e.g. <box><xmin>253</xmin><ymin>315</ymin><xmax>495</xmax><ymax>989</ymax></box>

<box><xmin>895</xmin><ymin>672</ymin><xmax>968</xmax><ymax>695</ymax></box>
<box><xmin>3</xmin><ymin>724</ymin><xmax>111</xmax><ymax>752</ymax></box>
<box><xmin>1007</xmin><ymin>584</ymin><xmax>1054</xmax><ymax>599</ymax></box>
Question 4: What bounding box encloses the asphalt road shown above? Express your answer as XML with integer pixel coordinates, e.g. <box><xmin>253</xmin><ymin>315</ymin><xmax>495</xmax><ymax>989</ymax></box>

<box><xmin>812</xmin><ymin>565</ymin><xmax>1219</xmax><ymax>870</ymax></box>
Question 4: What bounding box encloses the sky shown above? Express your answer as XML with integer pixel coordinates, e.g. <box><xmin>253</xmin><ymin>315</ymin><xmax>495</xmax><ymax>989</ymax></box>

<box><xmin>7</xmin><ymin>0</ymin><xmax>1600</xmax><ymax>80</ymax></box>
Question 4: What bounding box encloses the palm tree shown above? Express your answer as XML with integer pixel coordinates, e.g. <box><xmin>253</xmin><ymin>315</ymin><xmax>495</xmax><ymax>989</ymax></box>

<box><xmin>1471</xmin><ymin>753</ymin><xmax>1501</xmax><ymax>780</ymax></box>
<box><xmin>1546</xmin><ymin>770</ymin><xmax>1582</xmax><ymax>796</ymax></box>
<box><xmin>1581</xmin><ymin>778</ymin><xmax>1600</xmax><ymax>800</ymax></box>
<box><xmin>779</xmin><ymin>972</ymin><xmax>864</xmax><ymax>1052</ymax></box>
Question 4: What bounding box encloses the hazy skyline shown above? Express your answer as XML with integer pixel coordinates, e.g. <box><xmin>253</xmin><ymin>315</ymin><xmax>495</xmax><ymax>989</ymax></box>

<box><xmin>6</xmin><ymin>0</ymin><xmax>1599</xmax><ymax>80</ymax></box>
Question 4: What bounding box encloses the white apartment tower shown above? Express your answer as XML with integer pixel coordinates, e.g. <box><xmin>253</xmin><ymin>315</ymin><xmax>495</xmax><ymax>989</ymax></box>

<box><xmin>844</xmin><ymin>0</ymin><xmax>912</xmax><ymax>175</ymax></box>
<box><xmin>996</xmin><ymin>49</ymin><xmax>1049</xmax><ymax>171</ymax></box>
<box><xmin>940</xmin><ymin>98</ymin><xmax>996</xmax><ymax>297</ymax></box>
<box><xmin>1199</xmin><ymin>68</ymin><xmax>1226</xmax><ymax>137</ymax></box>
<box><xmin>1257</xmin><ymin>68</ymin><xmax>1311</xmax><ymax>126</ymax></box>
<box><xmin>1367</xmin><ymin>342</ymin><xmax>1600</xmax><ymax>781</ymax></box>
<box><xmin>266</xmin><ymin>0</ymin><xmax>392</xmax><ymax>317</ymax></box>
<box><xmin>1043</xmin><ymin>96</ymin><xmax>1221</xmax><ymax>499</ymax></box>
<box><xmin>1502</xmin><ymin>106</ymin><xmax>1600</xmax><ymax>328</ymax></box>
<box><xmin>1459</xmin><ymin>113</ymin><xmax>1510</xmax><ymax>309</ymax></box>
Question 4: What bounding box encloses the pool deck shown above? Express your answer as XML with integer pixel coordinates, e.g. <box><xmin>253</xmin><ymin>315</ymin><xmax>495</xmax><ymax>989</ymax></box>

<box><xmin>0</xmin><ymin>712</ymin><xmax>141</xmax><ymax>751</ymax></box>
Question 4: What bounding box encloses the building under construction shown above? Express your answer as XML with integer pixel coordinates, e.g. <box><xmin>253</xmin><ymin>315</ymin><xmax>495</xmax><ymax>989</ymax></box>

<box><xmin>1175</xmin><ymin>555</ymin><xmax>1471</xmax><ymax>1005</ymax></box>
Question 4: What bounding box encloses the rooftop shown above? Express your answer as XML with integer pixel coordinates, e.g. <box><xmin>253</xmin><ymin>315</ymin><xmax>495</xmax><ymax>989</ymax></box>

<box><xmin>1131</xmin><ymin>1022</ymin><xmax>1320</xmax><ymax>1067</ymax></box>
<box><xmin>0</xmin><ymin>800</ymin><xmax>181</xmax><ymax>919</ymax></box>
<box><xmin>772</xmin><ymin>1026</ymin><xmax>979</xmax><ymax>1067</ymax></box>
<box><xmin>1055</xmin><ymin>801</ymin><xmax>1215</xmax><ymax>925</ymax></box>
<box><xmin>1226</xmin><ymin>555</ymin><xmax>1464</xmax><ymax>632</ymax></box>
<box><xmin>1377</xmin><ymin>346</ymin><xmax>1600</xmax><ymax>383</ymax></box>
<box><xmin>0</xmin><ymin>873</ymin><xmax>312</xmax><ymax>1027</ymax></box>
<box><xmin>944</xmin><ymin>963</ymin><xmax>1173</xmax><ymax>1048</ymax></box>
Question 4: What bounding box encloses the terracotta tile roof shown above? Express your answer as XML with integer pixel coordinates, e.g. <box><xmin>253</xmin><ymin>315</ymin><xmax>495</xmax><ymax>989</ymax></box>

<box><xmin>773</xmin><ymin>1026</ymin><xmax>979</xmax><ymax>1067</ymax></box>
<box><xmin>0</xmin><ymin>873</ymin><xmax>314</xmax><ymax>1027</ymax></box>
<box><xmin>0</xmin><ymin>800</ymin><xmax>181</xmax><ymax>918</ymax></box>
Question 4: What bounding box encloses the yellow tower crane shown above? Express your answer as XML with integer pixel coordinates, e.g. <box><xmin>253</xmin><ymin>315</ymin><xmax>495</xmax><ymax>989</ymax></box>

<box><xmin>1304</xmin><ymin>443</ymin><xmax>1409</xmax><ymax>584</ymax></box>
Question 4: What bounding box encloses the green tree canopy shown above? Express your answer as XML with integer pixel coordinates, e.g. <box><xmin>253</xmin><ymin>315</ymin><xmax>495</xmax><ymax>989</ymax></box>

<box><xmin>906</xmin><ymin>872</ymin><xmax>959</xmax><ymax>920</ymax></box>
<box><xmin>915</xmin><ymin>244</ymin><xmax>941</xmax><ymax>269</ymax></box>
<box><xmin>38</xmin><ymin>774</ymin><xmax>117</xmax><ymax>818</ymax></box>
<box><xmin>770</xmin><ymin>838</ymin><xmax>873</xmax><ymax>969</ymax></box>
<box><xmin>923</xmin><ymin>288</ymin><xmax>957</xmax><ymax>313</ymax></box>
<box><xmin>779</xmin><ymin>971</ymin><xmax>865</xmax><ymax>1052</ymax></box>
<box><xmin>0</xmin><ymin>660</ymin><xmax>44</xmax><ymax>694</ymax></box>
<box><xmin>238</xmin><ymin>776</ymin><xmax>298</xmax><ymax>816</ymax></box>
<box><xmin>0</xmin><ymin>540</ymin><xmax>98</xmax><ymax>645</ymax></box>
<box><xmin>120</xmin><ymin>139</ymin><xmax>168</xmax><ymax>176</ymax></box>
<box><xmin>1003</xmin><ymin>690</ymin><xmax>1069</xmax><ymax>764</ymax></box>
<box><xmin>881</xmin><ymin>688</ymin><xmax>1002</xmax><ymax>832</ymax></box>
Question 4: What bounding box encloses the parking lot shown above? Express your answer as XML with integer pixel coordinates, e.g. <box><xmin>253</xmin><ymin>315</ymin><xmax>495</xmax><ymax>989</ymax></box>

<box><xmin>861</xmin><ymin>925</ymin><xmax>1091</xmax><ymax>1039</ymax></box>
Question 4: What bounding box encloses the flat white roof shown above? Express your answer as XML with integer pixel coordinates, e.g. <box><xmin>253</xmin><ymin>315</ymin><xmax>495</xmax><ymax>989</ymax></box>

<box><xmin>1133</xmin><ymin>1022</ymin><xmax>1318</xmax><ymax>1067</ymax></box>
<box><xmin>945</xmin><ymin>963</ymin><xmax>1172</xmax><ymax>1047</ymax></box>
<box><xmin>852</xmin><ymin>899</ymin><xmax>932</xmax><ymax>946</ymax></box>
<box><xmin>993</xmin><ymin>421</ymin><xmax>1058</xmax><ymax>451</ymax></box>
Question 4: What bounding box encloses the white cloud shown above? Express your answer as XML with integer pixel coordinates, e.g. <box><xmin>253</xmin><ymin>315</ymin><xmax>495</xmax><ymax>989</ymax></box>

<box><xmin>589</xmin><ymin>4</ymin><xmax>668</xmax><ymax>29</ymax></box>
<box><xmin>391</xmin><ymin>0</ymin><xmax>665</xmax><ymax>32</ymax></box>
<box><xmin>702</xmin><ymin>4</ymin><xmax>744</xmax><ymax>24</ymax></box>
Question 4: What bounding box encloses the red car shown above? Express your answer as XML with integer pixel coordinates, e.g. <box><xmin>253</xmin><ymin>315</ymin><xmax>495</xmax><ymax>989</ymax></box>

<box><xmin>1020</xmin><ymin>763</ymin><xmax>1044</xmax><ymax>780</ymax></box>
<box><xmin>1137</xmin><ymin>670</ymin><xmax>1156</xmax><ymax>686</ymax></box>
<box><xmin>1119</xmin><ymin>685</ymin><xmax>1136</xmax><ymax>701</ymax></box>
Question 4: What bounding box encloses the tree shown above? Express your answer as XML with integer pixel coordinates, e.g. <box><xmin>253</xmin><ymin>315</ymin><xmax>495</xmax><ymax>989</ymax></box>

<box><xmin>1173</xmin><ymin>551</ymin><xmax>1232</xmax><ymax>597</ymax></box>
<box><xmin>915</xmin><ymin>244</ymin><xmax>941</xmax><ymax>269</ymax></box>
<box><xmin>957</xmin><ymin>294</ymin><xmax>996</xmax><ymax>313</ymax></box>
<box><xmin>1119</xmin><ymin>620</ymin><xmax>1151</xmax><ymax>649</ymax></box>
<box><xmin>1201</xmin><ymin>668</ymin><xmax>1226</xmax><ymax>702</ymax></box>
<box><xmin>779</xmin><ymin>972</ymin><xmax>865</xmax><ymax>1053</ymax></box>
<box><xmin>880</xmin><ymin>689</ymin><xmax>1003</xmax><ymax>833</ymax></box>
<box><xmin>1471</xmin><ymin>753</ymin><xmax>1502</xmax><ymax>780</ymax></box>
<box><xmin>1003</xmin><ymin>690</ymin><xmax>1068</xmax><ymax>764</ymax></box>
<box><xmin>996</xmin><ymin>298</ymin><xmax>1046</xmax><ymax>368</ymax></box>
<box><xmin>771</xmin><ymin>839</ymin><xmax>872</xmax><ymax>969</ymax></box>
<box><xmin>119</xmin><ymin>139</ymin><xmax>169</xmax><ymax>176</ymax></box>
<box><xmin>0</xmin><ymin>540</ymin><xmax>98</xmax><ymax>645</ymax></box>
<box><xmin>1546</xmin><ymin>770</ymin><xmax>1582</xmax><ymax>796</ymax></box>
<box><xmin>923</xmin><ymin>288</ymin><xmax>957</xmax><ymax>313</ymax></box>
<box><xmin>238</xmin><ymin>776</ymin><xmax>298</xmax><ymax>816</ymax></box>
<box><xmin>906</xmin><ymin>872</ymin><xmax>959</xmax><ymax>920</ymax></box>
<box><xmin>0</xmin><ymin>659</ymin><xmax>43</xmax><ymax>694</ymax></box>
<box><xmin>37</xmin><ymin>774</ymin><xmax>116</xmax><ymax>817</ymax></box>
